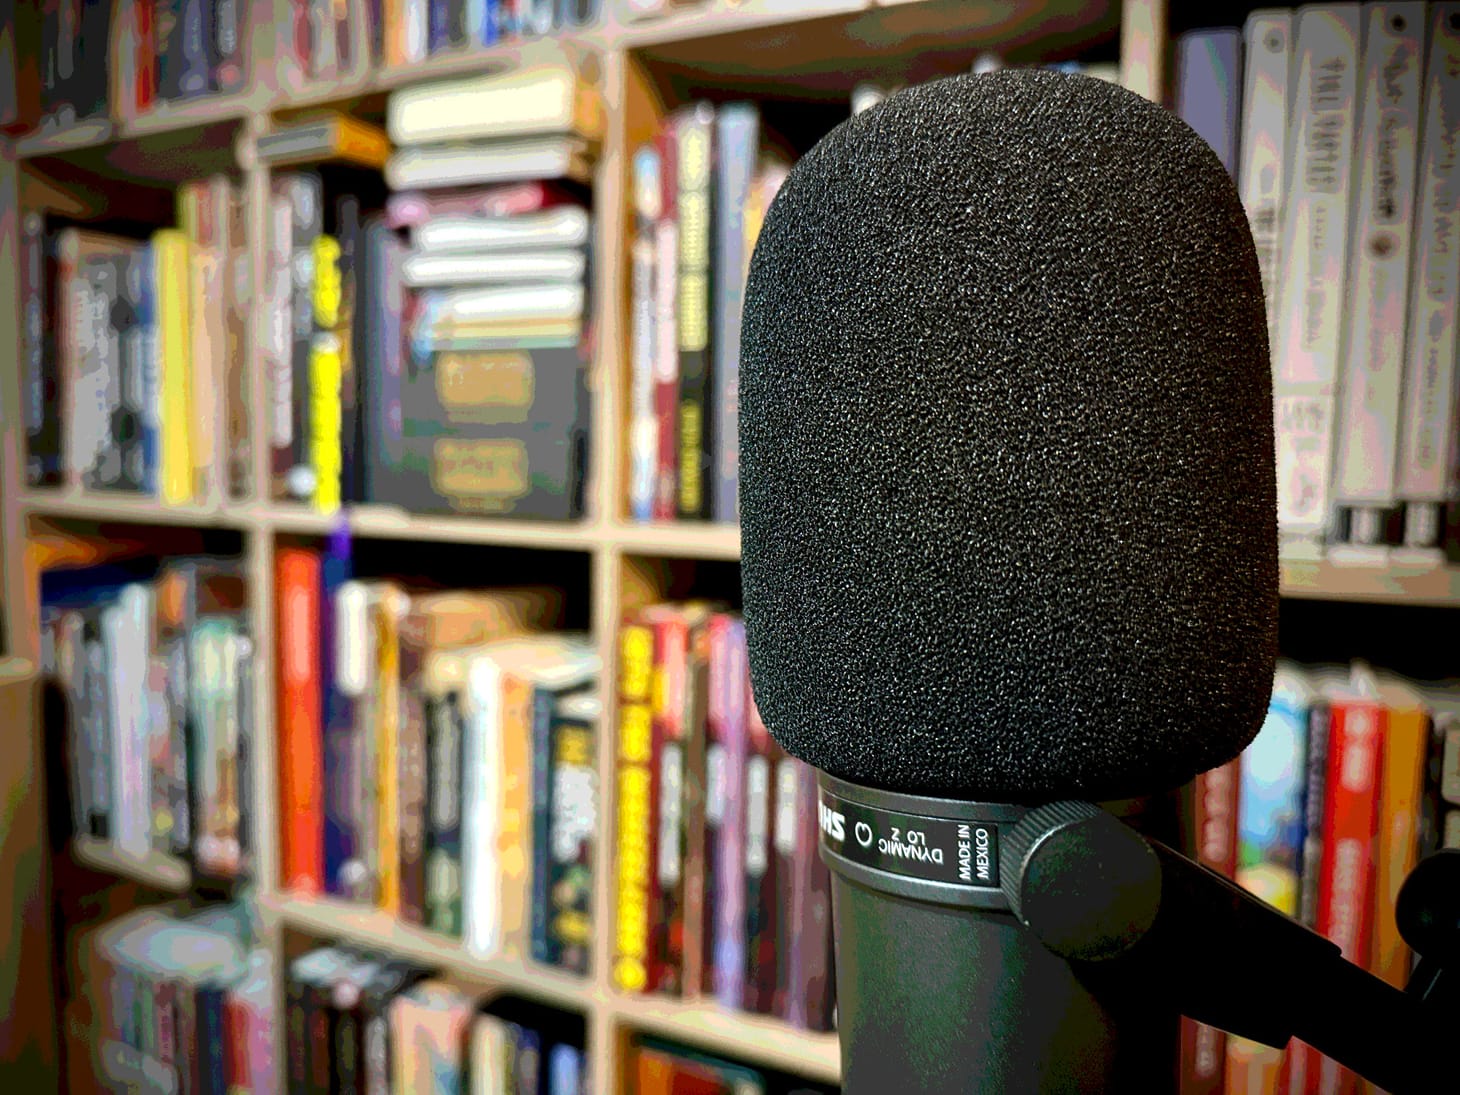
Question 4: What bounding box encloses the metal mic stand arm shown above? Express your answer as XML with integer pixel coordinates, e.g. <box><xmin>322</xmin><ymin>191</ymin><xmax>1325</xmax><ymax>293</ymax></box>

<box><xmin>1002</xmin><ymin>802</ymin><xmax>1444</xmax><ymax>1095</ymax></box>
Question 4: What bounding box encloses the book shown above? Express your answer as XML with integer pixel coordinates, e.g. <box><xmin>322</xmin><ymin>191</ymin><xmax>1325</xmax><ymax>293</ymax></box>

<box><xmin>256</xmin><ymin>112</ymin><xmax>392</xmax><ymax>170</ymax></box>
<box><xmin>412</xmin><ymin>206</ymin><xmax>591</xmax><ymax>252</ymax></box>
<box><xmin>743</xmin><ymin>688</ymin><xmax>779</xmax><ymax>1014</ymax></box>
<box><xmin>1370</xmin><ymin>674</ymin><xmax>1429</xmax><ymax>989</ymax></box>
<box><xmin>1394</xmin><ymin>5</ymin><xmax>1460</xmax><ymax>559</ymax></box>
<box><xmin>402</xmin><ymin>249</ymin><xmax>587</xmax><ymax>287</ymax></box>
<box><xmin>538</xmin><ymin>689</ymin><xmax>599</xmax><ymax>973</ymax></box>
<box><xmin>1271</xmin><ymin>4</ymin><xmax>1362</xmax><ymax>554</ymax></box>
<box><xmin>629</xmin><ymin>143</ymin><xmax>661</xmax><ymax>522</ymax></box>
<box><xmin>612</xmin><ymin>620</ymin><xmax>656</xmax><ymax>993</ymax></box>
<box><xmin>385</xmin><ymin>135</ymin><xmax>594</xmax><ymax>190</ymax></box>
<box><xmin>653</xmin><ymin>120</ymin><xmax>680</xmax><ymax>522</ymax></box>
<box><xmin>386</xmin><ymin>47</ymin><xmax>602</xmax><ymax>145</ymax></box>
<box><xmin>673</xmin><ymin>102</ymin><xmax>715</xmax><ymax>520</ymax></box>
<box><xmin>1172</xmin><ymin>28</ymin><xmax>1242</xmax><ymax>177</ymax></box>
<box><xmin>705</xmin><ymin>613</ymin><xmax>747</xmax><ymax>1010</ymax></box>
<box><xmin>310</xmin><ymin>233</ymin><xmax>344</xmax><ymax>514</ymax></box>
<box><xmin>386</xmin><ymin>181</ymin><xmax>587</xmax><ymax>228</ymax></box>
<box><xmin>1331</xmin><ymin>4</ymin><xmax>1425</xmax><ymax>554</ymax></box>
<box><xmin>277</xmin><ymin>546</ymin><xmax>325</xmax><ymax>893</ymax></box>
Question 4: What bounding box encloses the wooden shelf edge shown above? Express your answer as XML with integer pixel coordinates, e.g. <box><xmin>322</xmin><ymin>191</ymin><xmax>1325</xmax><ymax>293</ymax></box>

<box><xmin>613</xmin><ymin>521</ymin><xmax>741</xmax><ymax>560</ymax></box>
<box><xmin>72</xmin><ymin>837</ymin><xmax>191</xmax><ymax>892</ymax></box>
<box><xmin>1279</xmin><ymin>559</ymin><xmax>1460</xmax><ymax>607</ymax></box>
<box><xmin>267</xmin><ymin>893</ymin><xmax>593</xmax><ymax>1011</ymax></box>
<box><xmin>611</xmin><ymin>993</ymin><xmax>840</xmax><ymax>1084</ymax></box>
<box><xmin>20</xmin><ymin>491</ymin><xmax>249</xmax><ymax>529</ymax></box>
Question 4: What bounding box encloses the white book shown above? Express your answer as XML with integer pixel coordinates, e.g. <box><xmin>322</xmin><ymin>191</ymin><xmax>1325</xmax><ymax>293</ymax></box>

<box><xmin>105</xmin><ymin>584</ymin><xmax>152</xmax><ymax>860</ymax></box>
<box><xmin>629</xmin><ymin>146</ymin><xmax>661</xmax><ymax>522</ymax></box>
<box><xmin>429</xmin><ymin>282</ymin><xmax>585</xmax><ymax>324</ymax></box>
<box><xmin>413</xmin><ymin>207</ymin><xmax>592</xmax><ymax>253</ymax></box>
<box><xmin>1271</xmin><ymin>4</ymin><xmax>1363</xmax><ymax>555</ymax></box>
<box><xmin>388</xmin><ymin>52</ymin><xmax>602</xmax><ymax>146</ymax></box>
<box><xmin>1330</xmin><ymin>4</ymin><xmax>1426</xmax><ymax>560</ymax></box>
<box><xmin>402</xmin><ymin>249</ymin><xmax>586</xmax><ymax>288</ymax></box>
<box><xmin>1238</xmin><ymin>10</ymin><xmax>1295</xmax><ymax>354</ymax></box>
<box><xmin>402</xmin><ymin>0</ymin><xmax>428</xmax><ymax>65</ymax></box>
<box><xmin>464</xmin><ymin>653</ymin><xmax>505</xmax><ymax>958</ymax></box>
<box><xmin>1394</xmin><ymin>4</ymin><xmax>1460</xmax><ymax>561</ymax></box>
<box><xmin>385</xmin><ymin>136</ymin><xmax>593</xmax><ymax>191</ymax></box>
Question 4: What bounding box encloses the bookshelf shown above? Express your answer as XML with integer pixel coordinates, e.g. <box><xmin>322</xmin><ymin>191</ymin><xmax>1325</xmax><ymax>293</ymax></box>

<box><xmin>4</xmin><ymin>2</ymin><xmax>1458</xmax><ymax>1093</ymax></box>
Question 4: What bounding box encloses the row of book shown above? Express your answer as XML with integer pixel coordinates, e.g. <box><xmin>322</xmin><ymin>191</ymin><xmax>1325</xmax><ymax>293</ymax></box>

<box><xmin>66</xmin><ymin>902</ymin><xmax>273</xmax><ymax>1095</ymax></box>
<box><xmin>611</xmin><ymin>605</ymin><xmax>836</xmax><ymax>1034</ymax></box>
<box><xmin>277</xmin><ymin>544</ymin><xmax>599</xmax><ymax>974</ymax></box>
<box><xmin>0</xmin><ymin>0</ymin><xmax>253</xmax><ymax>137</ymax></box>
<box><xmin>1172</xmin><ymin>6</ymin><xmax>1460</xmax><ymax>562</ymax></box>
<box><xmin>40</xmin><ymin>554</ymin><xmax>254</xmax><ymax>882</ymax></box>
<box><xmin>285</xmin><ymin>947</ymin><xmax>586</xmax><ymax>1095</ymax></box>
<box><xmin>627</xmin><ymin>1037</ymin><xmax>836</xmax><ymax>1095</ymax></box>
<box><xmin>22</xmin><ymin>177</ymin><xmax>252</xmax><ymax>504</ymax></box>
<box><xmin>1184</xmin><ymin>659</ymin><xmax>1459</xmax><ymax>1095</ymax></box>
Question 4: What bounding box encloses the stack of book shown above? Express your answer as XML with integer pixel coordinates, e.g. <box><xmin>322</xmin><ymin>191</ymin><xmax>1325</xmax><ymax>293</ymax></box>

<box><xmin>40</xmin><ymin>554</ymin><xmax>254</xmax><ymax>883</ymax></box>
<box><xmin>64</xmin><ymin>903</ymin><xmax>274</xmax><ymax>1094</ymax></box>
<box><xmin>276</xmin><ymin>543</ymin><xmax>600</xmax><ymax>974</ymax></box>
<box><xmin>612</xmin><ymin>605</ymin><xmax>835</xmax><ymax>1034</ymax></box>
<box><xmin>1172</xmin><ymin>5</ymin><xmax>1460</xmax><ymax>563</ymax></box>
<box><xmin>1184</xmin><ymin>657</ymin><xmax>1458</xmax><ymax>1095</ymax></box>
<box><xmin>284</xmin><ymin>955</ymin><xmax>586</xmax><ymax>1095</ymax></box>
<box><xmin>22</xmin><ymin>176</ymin><xmax>251</xmax><ymax>504</ymax></box>
<box><xmin>627</xmin><ymin>101</ymin><xmax>789</xmax><ymax>526</ymax></box>
<box><xmin>627</xmin><ymin>1037</ymin><xmax>837</xmax><ymax>1095</ymax></box>
<box><xmin>0</xmin><ymin>0</ymin><xmax>253</xmax><ymax>136</ymax></box>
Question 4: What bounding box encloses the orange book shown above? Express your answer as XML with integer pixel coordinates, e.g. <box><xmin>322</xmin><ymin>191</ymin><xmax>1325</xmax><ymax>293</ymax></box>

<box><xmin>276</xmin><ymin>547</ymin><xmax>324</xmax><ymax>893</ymax></box>
<box><xmin>1371</xmin><ymin>677</ymin><xmax>1430</xmax><ymax>988</ymax></box>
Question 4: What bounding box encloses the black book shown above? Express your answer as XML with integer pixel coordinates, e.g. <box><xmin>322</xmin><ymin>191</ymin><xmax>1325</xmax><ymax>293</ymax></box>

<box><xmin>211</xmin><ymin>0</ymin><xmax>247</xmax><ymax>94</ymax></box>
<box><xmin>673</xmin><ymin>102</ymin><xmax>715</xmax><ymax>520</ymax></box>
<box><xmin>425</xmin><ymin>691</ymin><xmax>465</xmax><ymax>937</ymax></box>
<box><xmin>158</xmin><ymin>0</ymin><xmax>213</xmax><ymax>102</ymax></box>
<box><xmin>336</xmin><ymin>194</ymin><xmax>364</xmax><ymax>504</ymax></box>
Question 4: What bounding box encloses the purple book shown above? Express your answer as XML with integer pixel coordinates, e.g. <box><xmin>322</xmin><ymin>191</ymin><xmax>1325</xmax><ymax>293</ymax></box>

<box><xmin>1173</xmin><ymin>27</ymin><xmax>1243</xmax><ymax>178</ymax></box>
<box><xmin>706</xmin><ymin>614</ymin><xmax>747</xmax><ymax>1010</ymax></box>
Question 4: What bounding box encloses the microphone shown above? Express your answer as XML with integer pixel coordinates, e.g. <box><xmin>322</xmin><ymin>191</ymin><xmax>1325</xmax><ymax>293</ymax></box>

<box><xmin>737</xmin><ymin>69</ymin><xmax>1441</xmax><ymax>1093</ymax></box>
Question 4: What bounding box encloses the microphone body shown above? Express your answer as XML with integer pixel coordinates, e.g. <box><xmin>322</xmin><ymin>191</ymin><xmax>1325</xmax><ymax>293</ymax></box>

<box><xmin>820</xmin><ymin>778</ymin><xmax>1177</xmax><ymax>1094</ymax></box>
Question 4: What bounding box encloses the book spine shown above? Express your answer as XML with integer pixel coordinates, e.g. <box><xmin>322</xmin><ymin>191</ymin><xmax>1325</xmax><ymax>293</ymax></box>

<box><xmin>674</xmin><ymin>102</ymin><xmax>715</xmax><ymax>520</ymax></box>
<box><xmin>55</xmin><ymin>229</ymin><xmax>83</xmax><ymax>489</ymax></box>
<box><xmin>277</xmin><ymin>546</ymin><xmax>325</xmax><ymax>894</ymax></box>
<box><xmin>310</xmin><ymin>234</ymin><xmax>344</xmax><ymax>514</ymax></box>
<box><xmin>338</xmin><ymin>195</ymin><xmax>363</xmax><ymax>505</ymax></box>
<box><xmin>21</xmin><ymin>213</ymin><xmax>57</xmax><ymax>487</ymax></box>
<box><xmin>742</xmin><ymin>693</ymin><xmax>778</xmax><ymax>1014</ymax></box>
<box><xmin>376</xmin><ymin>588</ymin><xmax>406</xmax><ymax>916</ymax></box>
<box><xmin>75</xmin><ymin>0</ymin><xmax>112</xmax><ymax>119</ymax></box>
<box><xmin>226</xmin><ymin>182</ymin><xmax>251</xmax><ymax>500</ymax></box>
<box><xmin>119</xmin><ymin>248</ymin><xmax>150</xmax><ymax>492</ymax></box>
<box><xmin>1272</xmin><ymin>5</ymin><xmax>1362</xmax><ymax>550</ymax></box>
<box><xmin>425</xmin><ymin>692</ymin><xmax>464</xmax><ymax>937</ymax></box>
<box><xmin>1237</xmin><ymin>7</ymin><xmax>1289</xmax><ymax>341</ymax></box>
<box><xmin>530</xmin><ymin>683</ymin><xmax>556</xmax><ymax>963</ymax></box>
<box><xmin>629</xmin><ymin>144</ymin><xmax>661</xmax><ymax>523</ymax></box>
<box><xmin>289</xmin><ymin>175</ymin><xmax>323</xmax><ymax>503</ymax></box>
<box><xmin>708</xmin><ymin>615</ymin><xmax>747</xmax><ymax>1010</ymax></box>
<box><xmin>305</xmin><ymin>971</ymin><xmax>334</xmax><ymax>1095</ymax></box>
<box><xmin>1298</xmin><ymin>698</ymin><xmax>1332</xmax><ymax>927</ymax></box>
<box><xmin>307</xmin><ymin>0</ymin><xmax>337</xmax><ymax>80</ymax></box>
<box><xmin>653</xmin><ymin>123</ymin><xmax>679</xmax><ymax>522</ymax></box>
<box><xmin>154</xmin><ymin>229</ymin><xmax>194</xmax><ymax>505</ymax></box>
<box><xmin>428</xmin><ymin>0</ymin><xmax>450</xmax><ymax>52</ymax></box>
<box><xmin>1180</xmin><ymin>758</ymin><xmax>1238</xmax><ymax>1094</ymax></box>
<box><xmin>398</xmin><ymin>669</ymin><xmax>429</xmax><ymax>927</ymax></box>
<box><xmin>171</xmin><ymin>0</ymin><xmax>210</xmax><ymax>99</ymax></box>
<box><xmin>191</xmin><ymin>194</ymin><xmax>228</xmax><ymax>506</ymax></box>
<box><xmin>211</xmin><ymin>0</ymin><xmax>243</xmax><ymax>92</ymax></box>
<box><xmin>650</xmin><ymin>614</ymin><xmax>688</xmax><ymax>994</ymax></box>
<box><xmin>772</xmin><ymin>751</ymin><xmax>800</xmax><ymax>1022</ymax></box>
<box><xmin>199</xmin><ymin>983</ymin><xmax>227</xmax><ymax>1095</ymax></box>
<box><xmin>1309</xmin><ymin>696</ymin><xmax>1385</xmax><ymax>1095</ymax></box>
<box><xmin>1371</xmin><ymin>701</ymin><xmax>1429</xmax><ymax>988</ymax></box>
<box><xmin>1172</xmin><ymin>28</ymin><xmax>1241</xmax><ymax>176</ymax></box>
<box><xmin>1395</xmin><ymin>5</ymin><xmax>1460</xmax><ymax>552</ymax></box>
<box><xmin>711</xmin><ymin>104</ymin><xmax>757</xmax><ymax>523</ymax></box>
<box><xmin>1331</xmin><ymin>4</ymin><xmax>1425</xmax><ymax>542</ymax></box>
<box><xmin>322</xmin><ymin>543</ymin><xmax>356</xmax><ymax>898</ymax></box>
<box><xmin>546</xmin><ymin>693</ymin><xmax>597</xmax><ymax>975</ymax></box>
<box><xmin>612</xmin><ymin>622</ymin><xmax>656</xmax><ymax>993</ymax></box>
<box><xmin>499</xmin><ymin>672</ymin><xmax>534</xmax><ymax>954</ymax></box>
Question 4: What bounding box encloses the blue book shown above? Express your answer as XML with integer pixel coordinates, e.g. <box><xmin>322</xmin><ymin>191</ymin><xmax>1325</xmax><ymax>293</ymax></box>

<box><xmin>547</xmin><ymin>1043</ymin><xmax>580</xmax><ymax>1095</ymax></box>
<box><xmin>1173</xmin><ymin>27</ymin><xmax>1243</xmax><ymax>177</ymax></box>
<box><xmin>320</xmin><ymin>526</ymin><xmax>357</xmax><ymax>898</ymax></box>
<box><xmin>711</xmin><ymin>103</ymin><xmax>760</xmax><ymax>524</ymax></box>
<box><xmin>133</xmin><ymin>244</ymin><xmax>159</xmax><ymax>496</ymax></box>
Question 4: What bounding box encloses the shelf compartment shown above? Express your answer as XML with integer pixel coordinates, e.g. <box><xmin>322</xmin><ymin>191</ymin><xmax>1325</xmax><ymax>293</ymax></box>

<box><xmin>269</xmin><ymin>893</ymin><xmax>591</xmax><ymax>1011</ymax></box>
<box><xmin>614</xmin><ymin>993</ymin><xmax>840</xmax><ymax>1085</ymax></box>
<box><xmin>72</xmin><ymin>837</ymin><xmax>191</xmax><ymax>892</ymax></box>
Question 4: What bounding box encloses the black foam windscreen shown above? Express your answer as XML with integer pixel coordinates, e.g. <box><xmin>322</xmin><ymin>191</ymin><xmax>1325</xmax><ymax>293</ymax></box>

<box><xmin>739</xmin><ymin>69</ymin><xmax>1277</xmax><ymax>802</ymax></box>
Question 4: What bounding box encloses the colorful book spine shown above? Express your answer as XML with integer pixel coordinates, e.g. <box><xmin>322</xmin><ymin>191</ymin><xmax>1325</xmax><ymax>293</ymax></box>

<box><xmin>288</xmin><ymin>174</ymin><xmax>323</xmax><ymax>502</ymax></box>
<box><xmin>154</xmin><ymin>229</ymin><xmax>194</xmax><ymax>505</ymax></box>
<box><xmin>376</xmin><ymin>585</ymin><xmax>408</xmax><ymax>917</ymax></box>
<box><xmin>397</xmin><ymin>613</ymin><xmax>430</xmax><ymax>926</ymax></box>
<box><xmin>1173</xmin><ymin>27</ymin><xmax>1241</xmax><ymax>176</ymax></box>
<box><xmin>712</xmin><ymin>103</ymin><xmax>758</xmax><ymax>523</ymax></box>
<box><xmin>310</xmin><ymin>234</ymin><xmax>344</xmax><ymax>514</ymax></box>
<box><xmin>277</xmin><ymin>546</ymin><xmax>324</xmax><ymax>894</ymax></box>
<box><xmin>500</xmin><ymin>669</ymin><xmax>536</xmax><ymax>955</ymax></box>
<box><xmin>322</xmin><ymin>531</ymin><xmax>358</xmax><ymax>899</ymax></box>
<box><xmin>544</xmin><ymin>690</ymin><xmax>598</xmax><ymax>974</ymax></box>
<box><xmin>743</xmin><ymin>691</ymin><xmax>779</xmax><ymax>1014</ymax></box>
<box><xmin>649</xmin><ymin>611</ymin><xmax>690</xmax><ymax>994</ymax></box>
<box><xmin>225</xmin><ymin>182</ymin><xmax>251</xmax><ymax>500</ymax></box>
<box><xmin>653</xmin><ymin>122</ymin><xmax>680</xmax><ymax>523</ymax></box>
<box><xmin>612</xmin><ymin>621</ymin><xmax>656</xmax><ymax>992</ymax></box>
<box><xmin>1370</xmin><ymin>683</ymin><xmax>1429</xmax><ymax>989</ymax></box>
<box><xmin>706</xmin><ymin>614</ymin><xmax>747</xmax><ymax>1010</ymax></box>
<box><xmin>674</xmin><ymin>102</ymin><xmax>715</xmax><ymax>520</ymax></box>
<box><xmin>21</xmin><ymin>212</ymin><xmax>56</xmax><ymax>487</ymax></box>
<box><xmin>629</xmin><ymin>143</ymin><xmax>661</xmax><ymax>522</ymax></box>
<box><xmin>425</xmin><ymin>690</ymin><xmax>465</xmax><ymax>936</ymax></box>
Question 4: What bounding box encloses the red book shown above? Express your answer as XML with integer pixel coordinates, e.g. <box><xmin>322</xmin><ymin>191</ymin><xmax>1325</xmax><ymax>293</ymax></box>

<box><xmin>652</xmin><ymin>120</ymin><xmax>680</xmax><ymax>522</ymax></box>
<box><xmin>1181</xmin><ymin>759</ymin><xmax>1239</xmax><ymax>1094</ymax></box>
<box><xmin>648</xmin><ymin>608</ymin><xmax>691</xmax><ymax>995</ymax></box>
<box><xmin>277</xmin><ymin>546</ymin><xmax>325</xmax><ymax>893</ymax></box>
<box><xmin>134</xmin><ymin>0</ymin><xmax>156</xmax><ymax>114</ymax></box>
<box><xmin>1304</xmin><ymin>694</ymin><xmax>1384</xmax><ymax>1095</ymax></box>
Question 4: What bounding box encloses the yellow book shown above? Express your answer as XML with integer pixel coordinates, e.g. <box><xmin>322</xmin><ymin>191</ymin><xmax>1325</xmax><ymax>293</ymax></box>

<box><xmin>375</xmin><ymin>584</ymin><xmax>409</xmax><ymax>917</ymax></box>
<box><xmin>1371</xmin><ymin>676</ymin><xmax>1431</xmax><ymax>988</ymax></box>
<box><xmin>613</xmin><ymin>622</ymin><xmax>655</xmax><ymax>993</ymax></box>
<box><xmin>153</xmin><ymin>230</ymin><xmax>193</xmax><ymax>506</ymax></box>
<box><xmin>311</xmin><ymin>236</ymin><xmax>343</xmax><ymax>514</ymax></box>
